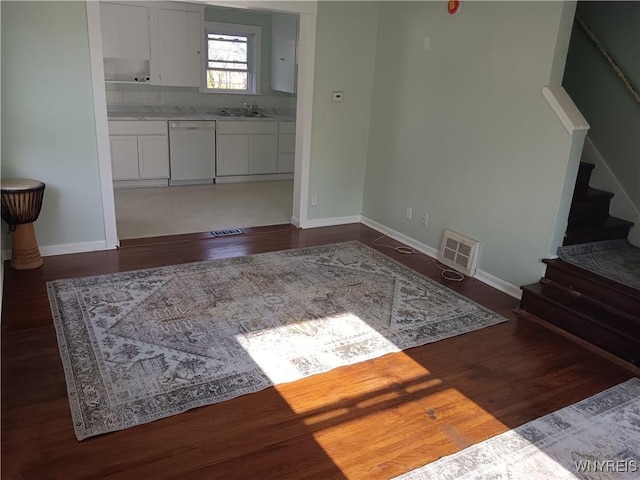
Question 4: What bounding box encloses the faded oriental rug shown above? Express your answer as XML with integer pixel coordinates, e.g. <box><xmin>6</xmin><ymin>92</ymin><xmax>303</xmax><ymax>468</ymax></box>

<box><xmin>48</xmin><ymin>241</ymin><xmax>506</xmax><ymax>440</ymax></box>
<box><xmin>394</xmin><ymin>378</ymin><xmax>640</xmax><ymax>480</ymax></box>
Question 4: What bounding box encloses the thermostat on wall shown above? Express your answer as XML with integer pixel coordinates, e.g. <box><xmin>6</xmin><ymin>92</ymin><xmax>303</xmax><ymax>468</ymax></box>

<box><xmin>331</xmin><ymin>91</ymin><xmax>344</xmax><ymax>103</ymax></box>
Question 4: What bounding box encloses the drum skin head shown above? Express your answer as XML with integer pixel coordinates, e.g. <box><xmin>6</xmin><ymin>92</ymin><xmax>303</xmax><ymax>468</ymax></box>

<box><xmin>1</xmin><ymin>179</ymin><xmax>45</xmax><ymax>191</ymax></box>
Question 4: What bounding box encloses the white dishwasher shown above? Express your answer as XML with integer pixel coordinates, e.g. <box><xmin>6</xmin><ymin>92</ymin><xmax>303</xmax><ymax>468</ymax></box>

<box><xmin>168</xmin><ymin>121</ymin><xmax>216</xmax><ymax>185</ymax></box>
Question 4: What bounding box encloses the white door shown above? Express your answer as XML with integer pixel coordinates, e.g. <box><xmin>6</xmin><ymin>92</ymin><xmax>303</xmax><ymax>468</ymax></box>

<box><xmin>138</xmin><ymin>136</ymin><xmax>170</xmax><ymax>179</ymax></box>
<box><xmin>217</xmin><ymin>135</ymin><xmax>249</xmax><ymax>176</ymax></box>
<box><xmin>158</xmin><ymin>9</ymin><xmax>202</xmax><ymax>87</ymax></box>
<box><xmin>109</xmin><ymin>136</ymin><xmax>139</xmax><ymax>180</ymax></box>
<box><xmin>249</xmin><ymin>135</ymin><xmax>278</xmax><ymax>174</ymax></box>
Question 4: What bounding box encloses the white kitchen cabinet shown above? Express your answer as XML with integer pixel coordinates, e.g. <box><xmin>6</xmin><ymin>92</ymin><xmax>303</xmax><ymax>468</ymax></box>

<box><xmin>138</xmin><ymin>136</ymin><xmax>170</xmax><ymax>178</ymax></box>
<box><xmin>157</xmin><ymin>7</ymin><xmax>202</xmax><ymax>87</ymax></box>
<box><xmin>100</xmin><ymin>2</ymin><xmax>151</xmax><ymax>82</ymax></box>
<box><xmin>277</xmin><ymin>122</ymin><xmax>296</xmax><ymax>173</ymax></box>
<box><xmin>108</xmin><ymin>121</ymin><xmax>169</xmax><ymax>184</ymax></box>
<box><xmin>217</xmin><ymin>135</ymin><xmax>250</xmax><ymax>176</ymax></box>
<box><xmin>216</xmin><ymin>122</ymin><xmax>278</xmax><ymax>177</ymax></box>
<box><xmin>110</xmin><ymin>136</ymin><xmax>140</xmax><ymax>180</ymax></box>
<box><xmin>271</xmin><ymin>17</ymin><xmax>298</xmax><ymax>94</ymax></box>
<box><xmin>249</xmin><ymin>136</ymin><xmax>278</xmax><ymax>174</ymax></box>
<box><xmin>100</xmin><ymin>2</ymin><xmax>150</xmax><ymax>60</ymax></box>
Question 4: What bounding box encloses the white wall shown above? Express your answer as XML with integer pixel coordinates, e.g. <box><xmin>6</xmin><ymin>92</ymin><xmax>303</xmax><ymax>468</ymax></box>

<box><xmin>362</xmin><ymin>1</ymin><xmax>578</xmax><ymax>288</ymax></box>
<box><xmin>306</xmin><ymin>1</ymin><xmax>379</xmax><ymax>220</ymax></box>
<box><xmin>1</xmin><ymin>1</ymin><xmax>106</xmax><ymax>249</ymax></box>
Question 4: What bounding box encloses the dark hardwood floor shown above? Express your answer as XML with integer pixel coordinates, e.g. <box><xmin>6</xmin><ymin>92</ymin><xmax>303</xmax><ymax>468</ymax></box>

<box><xmin>2</xmin><ymin>223</ymin><xmax>634</xmax><ymax>479</ymax></box>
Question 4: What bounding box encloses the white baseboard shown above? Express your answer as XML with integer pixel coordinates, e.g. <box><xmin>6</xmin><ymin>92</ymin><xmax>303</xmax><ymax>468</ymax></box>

<box><xmin>361</xmin><ymin>216</ymin><xmax>440</xmax><ymax>257</ymax></box>
<box><xmin>2</xmin><ymin>241</ymin><xmax>113</xmax><ymax>260</ymax></box>
<box><xmin>582</xmin><ymin>136</ymin><xmax>640</xmax><ymax>246</ymax></box>
<box><xmin>215</xmin><ymin>174</ymin><xmax>294</xmax><ymax>184</ymax></box>
<box><xmin>301</xmin><ymin>215</ymin><xmax>362</xmax><ymax>229</ymax></box>
<box><xmin>360</xmin><ymin>216</ymin><xmax>522</xmax><ymax>300</ymax></box>
<box><xmin>39</xmin><ymin>241</ymin><xmax>113</xmax><ymax>257</ymax></box>
<box><xmin>291</xmin><ymin>216</ymin><xmax>300</xmax><ymax>227</ymax></box>
<box><xmin>113</xmin><ymin>179</ymin><xmax>168</xmax><ymax>189</ymax></box>
<box><xmin>473</xmin><ymin>270</ymin><xmax>523</xmax><ymax>300</ymax></box>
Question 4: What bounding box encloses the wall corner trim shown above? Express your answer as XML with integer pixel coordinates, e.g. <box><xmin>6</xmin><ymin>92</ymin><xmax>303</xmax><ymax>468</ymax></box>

<box><xmin>542</xmin><ymin>86</ymin><xmax>590</xmax><ymax>134</ymax></box>
<box><xmin>360</xmin><ymin>216</ymin><xmax>523</xmax><ymax>300</ymax></box>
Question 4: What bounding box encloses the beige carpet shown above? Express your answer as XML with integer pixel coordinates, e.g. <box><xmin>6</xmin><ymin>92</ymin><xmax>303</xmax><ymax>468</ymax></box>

<box><xmin>114</xmin><ymin>181</ymin><xmax>293</xmax><ymax>239</ymax></box>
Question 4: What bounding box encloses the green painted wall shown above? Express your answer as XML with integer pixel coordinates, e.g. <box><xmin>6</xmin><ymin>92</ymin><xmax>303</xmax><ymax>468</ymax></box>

<box><xmin>563</xmin><ymin>1</ymin><xmax>640</xmax><ymax>208</ymax></box>
<box><xmin>1</xmin><ymin>1</ymin><xmax>106</xmax><ymax>247</ymax></box>
<box><xmin>362</xmin><ymin>1</ymin><xmax>577</xmax><ymax>288</ymax></box>
<box><xmin>307</xmin><ymin>1</ymin><xmax>379</xmax><ymax>220</ymax></box>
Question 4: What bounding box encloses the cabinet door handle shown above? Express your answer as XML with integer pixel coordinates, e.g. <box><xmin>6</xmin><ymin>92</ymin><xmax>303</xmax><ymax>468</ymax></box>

<box><xmin>280</xmin><ymin>58</ymin><xmax>285</xmax><ymax>61</ymax></box>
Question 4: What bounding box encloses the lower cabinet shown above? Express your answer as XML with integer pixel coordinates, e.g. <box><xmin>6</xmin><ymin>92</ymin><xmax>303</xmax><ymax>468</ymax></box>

<box><xmin>277</xmin><ymin>121</ymin><xmax>295</xmax><ymax>173</ymax></box>
<box><xmin>216</xmin><ymin>121</ymin><xmax>278</xmax><ymax>177</ymax></box>
<box><xmin>108</xmin><ymin>121</ymin><xmax>169</xmax><ymax>182</ymax></box>
<box><xmin>217</xmin><ymin>134</ymin><xmax>249</xmax><ymax>176</ymax></box>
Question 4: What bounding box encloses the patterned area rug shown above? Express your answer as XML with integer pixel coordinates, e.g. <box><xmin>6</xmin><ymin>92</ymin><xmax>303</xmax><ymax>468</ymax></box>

<box><xmin>394</xmin><ymin>378</ymin><xmax>640</xmax><ymax>480</ymax></box>
<box><xmin>48</xmin><ymin>241</ymin><xmax>506</xmax><ymax>440</ymax></box>
<box><xmin>557</xmin><ymin>240</ymin><xmax>640</xmax><ymax>291</ymax></box>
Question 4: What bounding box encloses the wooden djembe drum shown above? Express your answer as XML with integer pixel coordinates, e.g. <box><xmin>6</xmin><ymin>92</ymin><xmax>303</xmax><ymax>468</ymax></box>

<box><xmin>1</xmin><ymin>179</ymin><xmax>46</xmax><ymax>270</ymax></box>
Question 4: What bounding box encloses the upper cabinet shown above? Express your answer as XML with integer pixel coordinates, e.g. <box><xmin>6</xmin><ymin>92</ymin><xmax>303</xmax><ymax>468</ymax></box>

<box><xmin>100</xmin><ymin>2</ymin><xmax>150</xmax><ymax>60</ymax></box>
<box><xmin>100</xmin><ymin>2</ymin><xmax>151</xmax><ymax>82</ymax></box>
<box><xmin>99</xmin><ymin>1</ymin><xmax>203</xmax><ymax>87</ymax></box>
<box><xmin>157</xmin><ymin>6</ymin><xmax>203</xmax><ymax>87</ymax></box>
<box><xmin>271</xmin><ymin>15</ymin><xmax>298</xmax><ymax>94</ymax></box>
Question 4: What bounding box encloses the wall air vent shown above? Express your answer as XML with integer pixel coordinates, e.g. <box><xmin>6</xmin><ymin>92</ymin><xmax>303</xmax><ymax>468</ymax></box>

<box><xmin>438</xmin><ymin>229</ymin><xmax>480</xmax><ymax>277</ymax></box>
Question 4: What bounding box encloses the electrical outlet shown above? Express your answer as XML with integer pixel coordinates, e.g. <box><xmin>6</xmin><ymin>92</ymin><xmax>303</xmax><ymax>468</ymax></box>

<box><xmin>405</xmin><ymin>207</ymin><xmax>413</xmax><ymax>220</ymax></box>
<box><xmin>421</xmin><ymin>213</ymin><xmax>429</xmax><ymax>226</ymax></box>
<box><xmin>311</xmin><ymin>195</ymin><xmax>318</xmax><ymax>207</ymax></box>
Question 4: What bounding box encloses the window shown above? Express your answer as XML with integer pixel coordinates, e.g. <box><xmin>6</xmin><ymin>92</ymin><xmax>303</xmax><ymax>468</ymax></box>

<box><xmin>204</xmin><ymin>22</ymin><xmax>261</xmax><ymax>94</ymax></box>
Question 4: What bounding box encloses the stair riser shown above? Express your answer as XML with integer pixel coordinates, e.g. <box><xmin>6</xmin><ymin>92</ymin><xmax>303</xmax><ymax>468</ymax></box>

<box><xmin>567</xmin><ymin>214</ymin><xmax>610</xmax><ymax>229</ymax></box>
<box><xmin>576</xmin><ymin>163</ymin><xmax>595</xmax><ymax>188</ymax></box>
<box><xmin>521</xmin><ymin>291</ymin><xmax>640</xmax><ymax>365</ymax></box>
<box><xmin>544</xmin><ymin>265</ymin><xmax>640</xmax><ymax>318</ymax></box>
<box><xmin>564</xmin><ymin>224</ymin><xmax>632</xmax><ymax>245</ymax></box>
<box><xmin>569</xmin><ymin>196</ymin><xmax>612</xmax><ymax>219</ymax></box>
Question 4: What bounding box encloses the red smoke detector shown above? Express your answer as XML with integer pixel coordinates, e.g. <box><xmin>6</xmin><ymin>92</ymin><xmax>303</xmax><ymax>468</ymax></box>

<box><xmin>448</xmin><ymin>0</ymin><xmax>461</xmax><ymax>15</ymax></box>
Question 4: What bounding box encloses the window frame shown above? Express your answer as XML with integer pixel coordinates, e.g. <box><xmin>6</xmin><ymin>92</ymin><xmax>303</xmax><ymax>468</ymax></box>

<box><xmin>202</xmin><ymin>21</ymin><xmax>262</xmax><ymax>95</ymax></box>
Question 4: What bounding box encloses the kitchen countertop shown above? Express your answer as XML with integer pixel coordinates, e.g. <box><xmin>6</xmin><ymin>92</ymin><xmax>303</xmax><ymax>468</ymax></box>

<box><xmin>107</xmin><ymin>106</ymin><xmax>295</xmax><ymax>122</ymax></box>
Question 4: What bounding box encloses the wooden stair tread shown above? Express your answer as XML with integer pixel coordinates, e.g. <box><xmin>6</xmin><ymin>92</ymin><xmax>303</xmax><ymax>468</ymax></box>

<box><xmin>542</xmin><ymin>258</ymin><xmax>640</xmax><ymax>300</ymax></box>
<box><xmin>572</xmin><ymin>187</ymin><xmax>615</xmax><ymax>200</ymax></box>
<box><xmin>521</xmin><ymin>281</ymin><xmax>640</xmax><ymax>341</ymax></box>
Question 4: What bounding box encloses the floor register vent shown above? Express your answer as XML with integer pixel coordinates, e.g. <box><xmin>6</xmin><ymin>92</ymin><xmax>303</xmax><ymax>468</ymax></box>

<box><xmin>438</xmin><ymin>229</ymin><xmax>480</xmax><ymax>277</ymax></box>
<box><xmin>211</xmin><ymin>228</ymin><xmax>244</xmax><ymax>237</ymax></box>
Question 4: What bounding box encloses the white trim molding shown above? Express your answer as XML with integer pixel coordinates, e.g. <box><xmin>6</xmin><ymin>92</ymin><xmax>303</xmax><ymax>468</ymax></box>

<box><xmin>40</xmin><ymin>241</ymin><xmax>113</xmax><ymax>257</ymax></box>
<box><xmin>86</xmin><ymin>1</ymin><xmax>119</xmax><ymax>250</ymax></box>
<box><xmin>300</xmin><ymin>215</ymin><xmax>362</xmax><ymax>229</ymax></box>
<box><xmin>2</xmin><ymin>241</ymin><xmax>113</xmax><ymax>260</ymax></box>
<box><xmin>360</xmin><ymin>216</ymin><xmax>522</xmax><ymax>300</ymax></box>
<box><xmin>542</xmin><ymin>86</ymin><xmax>590</xmax><ymax>135</ymax></box>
